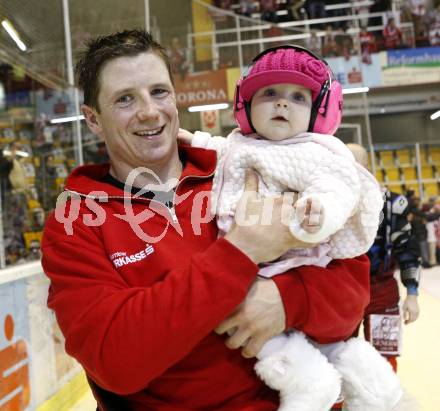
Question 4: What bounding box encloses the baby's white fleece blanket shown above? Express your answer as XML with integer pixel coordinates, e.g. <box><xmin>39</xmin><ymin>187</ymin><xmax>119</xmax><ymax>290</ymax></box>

<box><xmin>193</xmin><ymin>130</ymin><xmax>384</xmax><ymax>267</ymax></box>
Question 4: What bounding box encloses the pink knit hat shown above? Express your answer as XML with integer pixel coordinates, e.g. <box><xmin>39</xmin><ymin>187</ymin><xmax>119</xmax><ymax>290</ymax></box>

<box><xmin>240</xmin><ymin>48</ymin><xmax>329</xmax><ymax>102</ymax></box>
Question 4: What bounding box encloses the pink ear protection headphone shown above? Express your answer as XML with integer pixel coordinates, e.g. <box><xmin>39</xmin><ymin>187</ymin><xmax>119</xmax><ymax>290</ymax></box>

<box><xmin>233</xmin><ymin>44</ymin><xmax>343</xmax><ymax>135</ymax></box>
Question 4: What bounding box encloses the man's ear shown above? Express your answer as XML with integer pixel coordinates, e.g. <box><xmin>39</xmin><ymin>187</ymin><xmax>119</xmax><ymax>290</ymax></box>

<box><xmin>81</xmin><ymin>104</ymin><xmax>103</xmax><ymax>137</ymax></box>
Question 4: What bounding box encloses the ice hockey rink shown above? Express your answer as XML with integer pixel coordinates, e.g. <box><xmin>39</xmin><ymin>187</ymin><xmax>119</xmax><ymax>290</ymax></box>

<box><xmin>69</xmin><ymin>267</ymin><xmax>440</xmax><ymax>411</ymax></box>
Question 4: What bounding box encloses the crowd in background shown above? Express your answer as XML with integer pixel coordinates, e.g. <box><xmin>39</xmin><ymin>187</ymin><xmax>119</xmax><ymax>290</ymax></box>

<box><xmin>212</xmin><ymin>0</ymin><xmax>440</xmax><ymax>61</ymax></box>
<box><xmin>407</xmin><ymin>191</ymin><xmax>440</xmax><ymax>268</ymax></box>
<box><xmin>404</xmin><ymin>0</ymin><xmax>440</xmax><ymax>47</ymax></box>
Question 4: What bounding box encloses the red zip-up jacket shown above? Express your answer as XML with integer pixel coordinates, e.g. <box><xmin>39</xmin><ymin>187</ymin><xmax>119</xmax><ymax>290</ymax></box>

<box><xmin>42</xmin><ymin>145</ymin><xmax>370</xmax><ymax>410</ymax></box>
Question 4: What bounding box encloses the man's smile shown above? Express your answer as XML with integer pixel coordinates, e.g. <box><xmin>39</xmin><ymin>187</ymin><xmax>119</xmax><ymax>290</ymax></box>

<box><xmin>134</xmin><ymin>125</ymin><xmax>165</xmax><ymax>137</ymax></box>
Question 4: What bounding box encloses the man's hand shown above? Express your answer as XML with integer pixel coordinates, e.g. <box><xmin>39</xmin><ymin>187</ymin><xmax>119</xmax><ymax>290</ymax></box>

<box><xmin>402</xmin><ymin>294</ymin><xmax>420</xmax><ymax>324</ymax></box>
<box><xmin>214</xmin><ymin>278</ymin><xmax>285</xmax><ymax>358</ymax></box>
<box><xmin>225</xmin><ymin>170</ymin><xmax>313</xmax><ymax>264</ymax></box>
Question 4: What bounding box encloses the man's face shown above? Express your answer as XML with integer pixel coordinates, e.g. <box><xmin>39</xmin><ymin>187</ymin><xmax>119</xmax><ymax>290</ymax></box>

<box><xmin>83</xmin><ymin>52</ymin><xmax>179</xmax><ymax>175</ymax></box>
<box><xmin>250</xmin><ymin>83</ymin><xmax>312</xmax><ymax>141</ymax></box>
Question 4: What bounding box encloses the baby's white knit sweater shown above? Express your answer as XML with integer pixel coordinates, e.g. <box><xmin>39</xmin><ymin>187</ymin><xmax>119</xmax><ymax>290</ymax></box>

<box><xmin>193</xmin><ymin>129</ymin><xmax>384</xmax><ymax>276</ymax></box>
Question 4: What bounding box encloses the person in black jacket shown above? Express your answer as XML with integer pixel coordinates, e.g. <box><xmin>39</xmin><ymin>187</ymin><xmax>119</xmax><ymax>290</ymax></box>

<box><xmin>348</xmin><ymin>144</ymin><xmax>421</xmax><ymax>373</ymax></box>
<box><xmin>304</xmin><ymin>0</ymin><xmax>326</xmax><ymax>22</ymax></box>
<box><xmin>0</xmin><ymin>145</ymin><xmax>14</xmax><ymax>204</ymax></box>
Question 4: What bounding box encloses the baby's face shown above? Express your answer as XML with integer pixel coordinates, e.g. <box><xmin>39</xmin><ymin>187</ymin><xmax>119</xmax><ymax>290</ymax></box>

<box><xmin>250</xmin><ymin>83</ymin><xmax>312</xmax><ymax>141</ymax></box>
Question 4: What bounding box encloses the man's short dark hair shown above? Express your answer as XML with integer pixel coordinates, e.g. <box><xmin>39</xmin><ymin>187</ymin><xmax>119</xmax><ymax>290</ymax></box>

<box><xmin>75</xmin><ymin>29</ymin><xmax>172</xmax><ymax>112</ymax></box>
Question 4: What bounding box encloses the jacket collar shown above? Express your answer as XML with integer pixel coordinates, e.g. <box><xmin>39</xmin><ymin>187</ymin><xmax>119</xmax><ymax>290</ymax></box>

<box><xmin>64</xmin><ymin>144</ymin><xmax>217</xmax><ymax>198</ymax></box>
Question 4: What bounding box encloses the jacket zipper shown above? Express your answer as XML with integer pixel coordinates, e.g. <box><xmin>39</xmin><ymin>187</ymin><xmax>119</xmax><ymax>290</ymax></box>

<box><xmin>170</xmin><ymin>172</ymin><xmax>215</xmax><ymax>223</ymax></box>
<box><xmin>67</xmin><ymin>171</ymin><xmax>215</xmax><ymax>226</ymax></box>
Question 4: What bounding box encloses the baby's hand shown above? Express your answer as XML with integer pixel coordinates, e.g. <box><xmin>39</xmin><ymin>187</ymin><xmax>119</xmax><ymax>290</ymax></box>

<box><xmin>296</xmin><ymin>197</ymin><xmax>324</xmax><ymax>234</ymax></box>
<box><xmin>177</xmin><ymin>128</ymin><xmax>194</xmax><ymax>145</ymax></box>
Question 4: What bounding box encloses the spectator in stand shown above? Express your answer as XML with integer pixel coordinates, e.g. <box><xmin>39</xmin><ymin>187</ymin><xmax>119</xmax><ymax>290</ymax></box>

<box><xmin>326</xmin><ymin>0</ymin><xmax>348</xmax><ymax>29</ymax></box>
<box><xmin>360</xmin><ymin>26</ymin><xmax>378</xmax><ymax>64</ymax></box>
<box><xmin>408</xmin><ymin>0</ymin><xmax>429</xmax><ymax>46</ymax></box>
<box><xmin>211</xmin><ymin>0</ymin><xmax>233</xmax><ymax>23</ymax></box>
<box><xmin>260</xmin><ymin>0</ymin><xmax>284</xmax><ymax>44</ymax></box>
<box><xmin>369</xmin><ymin>0</ymin><xmax>391</xmax><ymax>27</ymax></box>
<box><xmin>400</xmin><ymin>2</ymin><xmax>414</xmax><ymax>24</ymax></box>
<box><xmin>215</xmin><ymin>0</ymin><xmax>232</xmax><ymax>10</ymax></box>
<box><xmin>341</xmin><ymin>36</ymin><xmax>355</xmax><ymax>60</ymax></box>
<box><xmin>322</xmin><ymin>39</ymin><xmax>340</xmax><ymax>57</ymax></box>
<box><xmin>408</xmin><ymin>196</ymin><xmax>439</xmax><ymax>268</ymax></box>
<box><xmin>400</xmin><ymin>4</ymin><xmax>417</xmax><ymax>47</ymax></box>
<box><xmin>305</xmin><ymin>31</ymin><xmax>322</xmax><ymax>55</ymax></box>
<box><xmin>260</xmin><ymin>0</ymin><xmax>278</xmax><ymax>23</ymax></box>
<box><xmin>425</xmin><ymin>197</ymin><xmax>440</xmax><ymax>266</ymax></box>
<box><xmin>334</xmin><ymin>27</ymin><xmax>349</xmax><ymax>55</ymax></box>
<box><xmin>434</xmin><ymin>199</ymin><xmax>440</xmax><ymax>263</ymax></box>
<box><xmin>383</xmin><ymin>17</ymin><xmax>404</xmax><ymax>49</ymax></box>
<box><xmin>239</xmin><ymin>0</ymin><xmax>257</xmax><ymax>17</ymax></box>
<box><xmin>168</xmin><ymin>37</ymin><xmax>189</xmax><ymax>80</ymax></box>
<box><xmin>304</xmin><ymin>0</ymin><xmax>326</xmax><ymax>28</ymax></box>
<box><xmin>322</xmin><ymin>25</ymin><xmax>340</xmax><ymax>57</ymax></box>
<box><xmin>328</xmin><ymin>27</ymin><xmax>355</xmax><ymax>60</ymax></box>
<box><xmin>350</xmin><ymin>0</ymin><xmax>370</xmax><ymax>28</ymax></box>
<box><xmin>287</xmin><ymin>0</ymin><xmax>306</xmax><ymax>21</ymax></box>
<box><xmin>0</xmin><ymin>145</ymin><xmax>14</xmax><ymax>204</ymax></box>
<box><xmin>426</xmin><ymin>3</ymin><xmax>440</xmax><ymax>46</ymax></box>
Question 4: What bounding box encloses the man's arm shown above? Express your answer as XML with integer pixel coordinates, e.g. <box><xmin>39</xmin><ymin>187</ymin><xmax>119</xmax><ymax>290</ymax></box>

<box><xmin>42</xmin><ymin>172</ymin><xmax>302</xmax><ymax>394</ymax></box>
<box><xmin>274</xmin><ymin>255</ymin><xmax>370</xmax><ymax>341</ymax></box>
<box><xmin>43</xmin><ymin>219</ymin><xmax>258</xmax><ymax>395</ymax></box>
<box><xmin>215</xmin><ymin>255</ymin><xmax>371</xmax><ymax>357</ymax></box>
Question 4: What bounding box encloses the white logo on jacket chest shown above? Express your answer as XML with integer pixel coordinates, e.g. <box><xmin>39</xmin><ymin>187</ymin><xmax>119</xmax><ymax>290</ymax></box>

<box><xmin>109</xmin><ymin>245</ymin><xmax>155</xmax><ymax>268</ymax></box>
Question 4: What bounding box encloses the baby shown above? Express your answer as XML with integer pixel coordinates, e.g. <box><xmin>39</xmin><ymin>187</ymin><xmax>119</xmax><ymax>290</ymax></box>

<box><xmin>179</xmin><ymin>45</ymin><xmax>402</xmax><ymax>411</ymax></box>
<box><xmin>183</xmin><ymin>48</ymin><xmax>383</xmax><ymax>276</ymax></box>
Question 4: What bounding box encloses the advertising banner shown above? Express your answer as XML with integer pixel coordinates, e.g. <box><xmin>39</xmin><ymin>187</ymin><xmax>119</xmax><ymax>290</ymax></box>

<box><xmin>0</xmin><ymin>280</ymin><xmax>32</xmax><ymax>411</ymax></box>
<box><xmin>27</xmin><ymin>275</ymin><xmax>80</xmax><ymax>406</ymax></box>
<box><xmin>200</xmin><ymin>110</ymin><xmax>221</xmax><ymax>135</ymax></box>
<box><xmin>326</xmin><ymin>54</ymin><xmax>382</xmax><ymax>88</ymax></box>
<box><xmin>383</xmin><ymin>46</ymin><xmax>440</xmax><ymax>86</ymax></box>
<box><xmin>35</xmin><ymin>88</ymin><xmax>76</xmax><ymax>119</ymax></box>
<box><xmin>174</xmin><ymin>69</ymin><xmax>228</xmax><ymax>108</ymax></box>
<box><xmin>0</xmin><ymin>271</ymin><xmax>81</xmax><ymax>411</ymax></box>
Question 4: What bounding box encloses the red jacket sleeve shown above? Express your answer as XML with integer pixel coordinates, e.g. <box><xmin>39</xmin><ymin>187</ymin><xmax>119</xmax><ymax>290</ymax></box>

<box><xmin>272</xmin><ymin>255</ymin><xmax>370</xmax><ymax>343</ymax></box>
<box><xmin>42</xmin><ymin>215</ymin><xmax>258</xmax><ymax>395</ymax></box>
